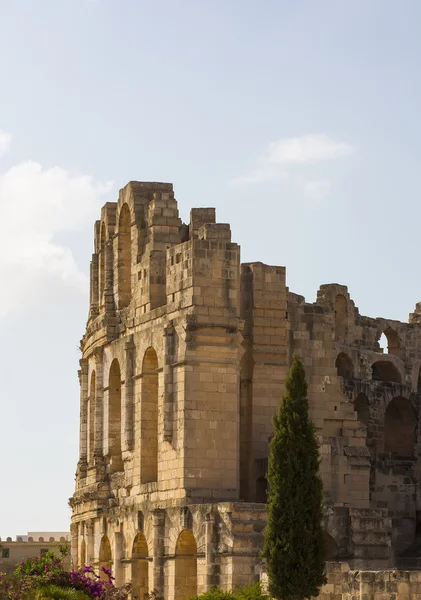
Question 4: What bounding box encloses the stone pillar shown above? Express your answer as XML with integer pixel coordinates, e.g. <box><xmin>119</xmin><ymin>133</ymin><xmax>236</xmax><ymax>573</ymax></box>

<box><xmin>94</xmin><ymin>347</ymin><xmax>104</xmax><ymax>459</ymax></box>
<box><xmin>163</xmin><ymin>323</ymin><xmax>175</xmax><ymax>442</ymax></box>
<box><xmin>124</xmin><ymin>335</ymin><xmax>135</xmax><ymax>451</ymax></box>
<box><xmin>205</xmin><ymin>511</ymin><xmax>218</xmax><ymax>590</ymax></box>
<box><xmin>86</xmin><ymin>520</ymin><xmax>95</xmax><ymax>565</ymax></box>
<box><xmin>78</xmin><ymin>359</ymin><xmax>89</xmax><ymax>464</ymax></box>
<box><xmin>70</xmin><ymin>522</ymin><xmax>78</xmax><ymax>570</ymax></box>
<box><xmin>153</xmin><ymin>509</ymin><xmax>166</xmax><ymax>595</ymax></box>
<box><xmin>114</xmin><ymin>531</ymin><xmax>125</xmax><ymax>587</ymax></box>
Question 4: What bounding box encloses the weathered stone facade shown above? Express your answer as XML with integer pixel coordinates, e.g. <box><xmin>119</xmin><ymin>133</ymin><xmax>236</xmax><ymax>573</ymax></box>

<box><xmin>71</xmin><ymin>181</ymin><xmax>421</xmax><ymax>599</ymax></box>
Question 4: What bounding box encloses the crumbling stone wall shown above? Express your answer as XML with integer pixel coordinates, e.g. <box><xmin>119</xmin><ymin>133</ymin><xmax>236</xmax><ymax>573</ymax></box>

<box><xmin>71</xmin><ymin>181</ymin><xmax>421</xmax><ymax>598</ymax></box>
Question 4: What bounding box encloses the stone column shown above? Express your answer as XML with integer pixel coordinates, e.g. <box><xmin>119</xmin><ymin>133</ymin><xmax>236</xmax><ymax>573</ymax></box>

<box><xmin>78</xmin><ymin>359</ymin><xmax>89</xmax><ymax>464</ymax></box>
<box><xmin>114</xmin><ymin>531</ymin><xmax>125</xmax><ymax>587</ymax></box>
<box><xmin>86</xmin><ymin>519</ymin><xmax>95</xmax><ymax>565</ymax></box>
<box><xmin>124</xmin><ymin>335</ymin><xmax>135</xmax><ymax>451</ymax></box>
<box><xmin>152</xmin><ymin>509</ymin><xmax>166</xmax><ymax>595</ymax></box>
<box><xmin>205</xmin><ymin>511</ymin><xmax>218</xmax><ymax>590</ymax></box>
<box><xmin>163</xmin><ymin>323</ymin><xmax>175</xmax><ymax>442</ymax></box>
<box><xmin>70</xmin><ymin>522</ymin><xmax>79</xmax><ymax>570</ymax></box>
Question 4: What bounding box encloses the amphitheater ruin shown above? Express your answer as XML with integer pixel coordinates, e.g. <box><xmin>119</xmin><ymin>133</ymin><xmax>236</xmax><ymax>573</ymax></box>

<box><xmin>70</xmin><ymin>181</ymin><xmax>421</xmax><ymax>600</ymax></box>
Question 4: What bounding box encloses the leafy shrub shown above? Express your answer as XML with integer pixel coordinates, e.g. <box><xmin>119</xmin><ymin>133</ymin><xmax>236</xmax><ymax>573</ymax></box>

<box><xmin>34</xmin><ymin>584</ymin><xmax>91</xmax><ymax>600</ymax></box>
<box><xmin>0</xmin><ymin>547</ymin><xmax>130</xmax><ymax>600</ymax></box>
<box><xmin>190</xmin><ymin>582</ymin><xmax>269</xmax><ymax>600</ymax></box>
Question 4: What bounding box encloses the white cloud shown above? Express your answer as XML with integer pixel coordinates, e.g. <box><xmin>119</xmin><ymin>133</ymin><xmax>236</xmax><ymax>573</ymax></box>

<box><xmin>0</xmin><ymin>160</ymin><xmax>112</xmax><ymax>318</ymax></box>
<box><xmin>234</xmin><ymin>133</ymin><xmax>355</xmax><ymax>184</ymax></box>
<box><xmin>0</xmin><ymin>130</ymin><xmax>12</xmax><ymax>157</ymax></box>
<box><xmin>304</xmin><ymin>179</ymin><xmax>332</xmax><ymax>200</ymax></box>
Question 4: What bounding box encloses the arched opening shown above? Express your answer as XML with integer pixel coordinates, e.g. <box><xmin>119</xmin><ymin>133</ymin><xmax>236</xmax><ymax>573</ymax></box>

<box><xmin>256</xmin><ymin>477</ymin><xmax>268</xmax><ymax>503</ymax></box>
<box><xmin>88</xmin><ymin>371</ymin><xmax>96</xmax><ymax>460</ymax></box>
<box><xmin>354</xmin><ymin>393</ymin><xmax>369</xmax><ymax>427</ymax></box>
<box><xmin>334</xmin><ymin>294</ymin><xmax>348</xmax><ymax>340</ymax></box>
<box><xmin>372</xmin><ymin>361</ymin><xmax>402</xmax><ymax>384</ymax></box>
<box><xmin>131</xmin><ymin>533</ymin><xmax>149</xmax><ymax>600</ymax></box>
<box><xmin>99</xmin><ymin>535</ymin><xmax>112</xmax><ymax>581</ymax></box>
<box><xmin>109</xmin><ymin>359</ymin><xmax>122</xmax><ymax>471</ymax></box>
<box><xmin>323</xmin><ymin>532</ymin><xmax>339</xmax><ymax>560</ymax></box>
<box><xmin>240</xmin><ymin>350</ymin><xmax>253</xmax><ymax>501</ymax></box>
<box><xmin>99</xmin><ymin>223</ymin><xmax>106</xmax><ymax>302</ymax></box>
<box><xmin>335</xmin><ymin>353</ymin><xmax>354</xmax><ymax>379</ymax></box>
<box><xmin>117</xmin><ymin>204</ymin><xmax>132</xmax><ymax>309</ymax></box>
<box><xmin>79</xmin><ymin>538</ymin><xmax>86</xmax><ymax>568</ymax></box>
<box><xmin>377</xmin><ymin>327</ymin><xmax>401</xmax><ymax>356</ymax></box>
<box><xmin>141</xmin><ymin>348</ymin><xmax>159</xmax><ymax>484</ymax></box>
<box><xmin>384</xmin><ymin>397</ymin><xmax>416</xmax><ymax>456</ymax></box>
<box><xmin>174</xmin><ymin>530</ymin><xmax>197</xmax><ymax>600</ymax></box>
<box><xmin>417</xmin><ymin>367</ymin><xmax>421</xmax><ymax>393</ymax></box>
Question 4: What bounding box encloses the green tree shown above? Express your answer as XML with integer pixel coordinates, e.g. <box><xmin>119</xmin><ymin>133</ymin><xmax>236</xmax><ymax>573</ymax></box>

<box><xmin>262</xmin><ymin>354</ymin><xmax>326</xmax><ymax>600</ymax></box>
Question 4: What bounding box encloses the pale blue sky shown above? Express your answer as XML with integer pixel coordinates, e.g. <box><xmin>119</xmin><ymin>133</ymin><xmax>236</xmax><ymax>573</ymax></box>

<box><xmin>0</xmin><ymin>0</ymin><xmax>420</xmax><ymax>536</ymax></box>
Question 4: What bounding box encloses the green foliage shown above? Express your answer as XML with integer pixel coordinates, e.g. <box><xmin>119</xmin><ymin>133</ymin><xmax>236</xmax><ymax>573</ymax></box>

<box><xmin>34</xmin><ymin>584</ymin><xmax>91</xmax><ymax>600</ymax></box>
<box><xmin>233</xmin><ymin>582</ymin><xmax>269</xmax><ymax>600</ymax></box>
<box><xmin>262</xmin><ymin>354</ymin><xmax>327</xmax><ymax>600</ymax></box>
<box><xmin>190</xmin><ymin>582</ymin><xmax>269</xmax><ymax>600</ymax></box>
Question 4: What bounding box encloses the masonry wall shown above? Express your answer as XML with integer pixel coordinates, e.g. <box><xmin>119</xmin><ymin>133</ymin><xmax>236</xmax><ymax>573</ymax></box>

<box><xmin>72</xmin><ymin>180</ymin><xmax>421</xmax><ymax>598</ymax></box>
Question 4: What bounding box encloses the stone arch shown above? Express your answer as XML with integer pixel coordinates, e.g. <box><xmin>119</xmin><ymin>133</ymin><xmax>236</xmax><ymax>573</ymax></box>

<box><xmin>372</xmin><ymin>360</ymin><xmax>402</xmax><ymax>384</ymax></box>
<box><xmin>335</xmin><ymin>352</ymin><xmax>354</xmax><ymax>379</ymax></box>
<box><xmin>256</xmin><ymin>476</ymin><xmax>268</xmax><ymax>503</ymax></box>
<box><xmin>80</xmin><ymin>538</ymin><xmax>86</xmax><ymax>568</ymax></box>
<box><xmin>99</xmin><ymin>535</ymin><xmax>112</xmax><ymax>581</ymax></box>
<box><xmin>109</xmin><ymin>359</ymin><xmax>122</xmax><ymax>471</ymax></box>
<box><xmin>334</xmin><ymin>294</ymin><xmax>348</xmax><ymax>340</ymax></box>
<box><xmin>377</xmin><ymin>327</ymin><xmax>401</xmax><ymax>356</ymax></box>
<box><xmin>354</xmin><ymin>393</ymin><xmax>369</xmax><ymax>427</ymax></box>
<box><xmin>323</xmin><ymin>532</ymin><xmax>339</xmax><ymax>560</ymax></box>
<box><xmin>384</xmin><ymin>397</ymin><xmax>417</xmax><ymax>456</ymax></box>
<box><xmin>141</xmin><ymin>347</ymin><xmax>159</xmax><ymax>484</ymax></box>
<box><xmin>174</xmin><ymin>530</ymin><xmax>197</xmax><ymax>600</ymax></box>
<box><xmin>88</xmin><ymin>371</ymin><xmax>96</xmax><ymax>460</ymax></box>
<box><xmin>131</xmin><ymin>533</ymin><xmax>149</xmax><ymax>600</ymax></box>
<box><xmin>117</xmin><ymin>203</ymin><xmax>132</xmax><ymax>309</ymax></box>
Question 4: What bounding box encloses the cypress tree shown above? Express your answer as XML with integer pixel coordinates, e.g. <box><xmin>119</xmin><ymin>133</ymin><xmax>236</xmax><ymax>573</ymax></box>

<box><xmin>262</xmin><ymin>354</ymin><xmax>326</xmax><ymax>600</ymax></box>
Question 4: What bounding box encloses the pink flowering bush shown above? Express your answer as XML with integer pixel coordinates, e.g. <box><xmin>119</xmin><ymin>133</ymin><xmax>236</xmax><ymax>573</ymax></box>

<box><xmin>0</xmin><ymin>548</ymin><xmax>130</xmax><ymax>600</ymax></box>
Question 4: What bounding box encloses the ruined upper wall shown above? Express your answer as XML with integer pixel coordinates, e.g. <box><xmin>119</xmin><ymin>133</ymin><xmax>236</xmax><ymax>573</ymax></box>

<box><xmin>82</xmin><ymin>181</ymin><xmax>240</xmax><ymax>356</ymax></box>
<box><xmin>286</xmin><ymin>282</ymin><xmax>421</xmax><ymax>391</ymax></box>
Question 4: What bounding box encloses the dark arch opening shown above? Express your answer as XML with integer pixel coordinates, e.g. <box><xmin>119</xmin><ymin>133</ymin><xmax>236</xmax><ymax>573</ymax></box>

<box><xmin>384</xmin><ymin>397</ymin><xmax>417</xmax><ymax>456</ymax></box>
<box><xmin>88</xmin><ymin>371</ymin><xmax>96</xmax><ymax>460</ymax></box>
<box><xmin>417</xmin><ymin>367</ymin><xmax>421</xmax><ymax>393</ymax></box>
<box><xmin>323</xmin><ymin>532</ymin><xmax>339</xmax><ymax>560</ymax></box>
<box><xmin>377</xmin><ymin>327</ymin><xmax>401</xmax><ymax>357</ymax></box>
<box><xmin>141</xmin><ymin>347</ymin><xmax>159</xmax><ymax>483</ymax></box>
<box><xmin>372</xmin><ymin>361</ymin><xmax>402</xmax><ymax>384</ymax></box>
<box><xmin>255</xmin><ymin>477</ymin><xmax>268</xmax><ymax>503</ymax></box>
<box><xmin>109</xmin><ymin>359</ymin><xmax>122</xmax><ymax>471</ymax></box>
<box><xmin>334</xmin><ymin>294</ymin><xmax>348</xmax><ymax>340</ymax></box>
<box><xmin>354</xmin><ymin>393</ymin><xmax>369</xmax><ymax>427</ymax></box>
<box><xmin>335</xmin><ymin>353</ymin><xmax>354</xmax><ymax>379</ymax></box>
